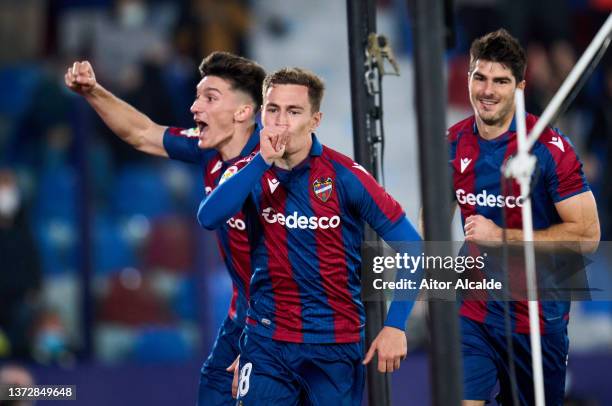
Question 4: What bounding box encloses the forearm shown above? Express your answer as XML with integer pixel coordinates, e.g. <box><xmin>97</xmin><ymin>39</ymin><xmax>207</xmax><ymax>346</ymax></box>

<box><xmin>506</xmin><ymin>220</ymin><xmax>600</xmax><ymax>242</ymax></box>
<box><xmin>198</xmin><ymin>153</ymin><xmax>270</xmax><ymax>230</ymax></box>
<box><xmin>85</xmin><ymin>84</ymin><xmax>167</xmax><ymax>156</ymax></box>
<box><xmin>381</xmin><ymin>217</ymin><xmax>423</xmax><ymax>330</ymax></box>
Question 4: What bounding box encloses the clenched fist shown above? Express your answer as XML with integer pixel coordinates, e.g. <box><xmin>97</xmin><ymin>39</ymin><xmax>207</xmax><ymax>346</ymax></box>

<box><xmin>259</xmin><ymin>126</ymin><xmax>289</xmax><ymax>166</ymax></box>
<box><xmin>64</xmin><ymin>61</ymin><xmax>97</xmax><ymax>95</ymax></box>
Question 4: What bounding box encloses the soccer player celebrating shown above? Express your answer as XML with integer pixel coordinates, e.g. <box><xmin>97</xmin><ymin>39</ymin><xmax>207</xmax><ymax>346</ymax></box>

<box><xmin>65</xmin><ymin>52</ymin><xmax>266</xmax><ymax>406</ymax></box>
<box><xmin>198</xmin><ymin>68</ymin><xmax>421</xmax><ymax>405</ymax></box>
<box><xmin>448</xmin><ymin>29</ymin><xmax>600</xmax><ymax>405</ymax></box>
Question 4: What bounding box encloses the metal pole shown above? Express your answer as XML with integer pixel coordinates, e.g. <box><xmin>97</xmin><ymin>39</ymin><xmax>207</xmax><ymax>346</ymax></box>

<box><xmin>346</xmin><ymin>1</ymin><xmax>391</xmax><ymax>405</ymax></box>
<box><xmin>410</xmin><ymin>0</ymin><xmax>463</xmax><ymax>404</ymax></box>
<box><xmin>513</xmin><ymin>89</ymin><xmax>545</xmax><ymax>406</ymax></box>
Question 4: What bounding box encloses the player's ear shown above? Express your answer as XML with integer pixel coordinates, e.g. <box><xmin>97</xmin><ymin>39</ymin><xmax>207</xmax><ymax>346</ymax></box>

<box><xmin>517</xmin><ymin>80</ymin><xmax>526</xmax><ymax>90</ymax></box>
<box><xmin>310</xmin><ymin>111</ymin><xmax>322</xmax><ymax>132</ymax></box>
<box><xmin>234</xmin><ymin>104</ymin><xmax>254</xmax><ymax>123</ymax></box>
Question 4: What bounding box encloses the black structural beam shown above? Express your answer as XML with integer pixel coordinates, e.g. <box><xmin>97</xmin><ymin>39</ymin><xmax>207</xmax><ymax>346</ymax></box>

<box><xmin>346</xmin><ymin>0</ymin><xmax>391</xmax><ymax>405</ymax></box>
<box><xmin>409</xmin><ymin>0</ymin><xmax>463</xmax><ymax>405</ymax></box>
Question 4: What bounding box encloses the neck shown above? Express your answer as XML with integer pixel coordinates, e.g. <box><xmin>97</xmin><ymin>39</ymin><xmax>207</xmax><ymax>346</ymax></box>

<box><xmin>217</xmin><ymin>123</ymin><xmax>255</xmax><ymax>161</ymax></box>
<box><xmin>275</xmin><ymin>135</ymin><xmax>313</xmax><ymax>170</ymax></box>
<box><xmin>475</xmin><ymin>112</ymin><xmax>515</xmax><ymax>141</ymax></box>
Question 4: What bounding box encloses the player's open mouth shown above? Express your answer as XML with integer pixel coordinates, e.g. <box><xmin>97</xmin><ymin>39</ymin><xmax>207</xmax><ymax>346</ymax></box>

<box><xmin>196</xmin><ymin>120</ymin><xmax>208</xmax><ymax>134</ymax></box>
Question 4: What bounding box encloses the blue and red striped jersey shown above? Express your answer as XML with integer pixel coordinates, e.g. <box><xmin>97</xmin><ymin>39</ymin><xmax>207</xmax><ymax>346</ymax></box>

<box><xmin>202</xmin><ymin>135</ymin><xmax>411</xmax><ymax>344</ymax></box>
<box><xmin>448</xmin><ymin>113</ymin><xmax>590</xmax><ymax>334</ymax></box>
<box><xmin>163</xmin><ymin>125</ymin><xmax>260</xmax><ymax>327</ymax></box>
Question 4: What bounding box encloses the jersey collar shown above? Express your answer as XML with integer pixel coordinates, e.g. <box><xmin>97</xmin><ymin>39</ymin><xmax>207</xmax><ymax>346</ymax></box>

<box><xmin>471</xmin><ymin>113</ymin><xmax>520</xmax><ymax>140</ymax></box>
<box><xmin>240</xmin><ymin>122</ymin><xmax>261</xmax><ymax>157</ymax></box>
<box><xmin>310</xmin><ymin>134</ymin><xmax>323</xmax><ymax>157</ymax></box>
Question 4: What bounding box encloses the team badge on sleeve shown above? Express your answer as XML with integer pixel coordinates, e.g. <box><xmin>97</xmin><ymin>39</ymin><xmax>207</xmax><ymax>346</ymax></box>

<box><xmin>179</xmin><ymin>127</ymin><xmax>200</xmax><ymax>137</ymax></box>
<box><xmin>313</xmin><ymin>177</ymin><xmax>333</xmax><ymax>202</ymax></box>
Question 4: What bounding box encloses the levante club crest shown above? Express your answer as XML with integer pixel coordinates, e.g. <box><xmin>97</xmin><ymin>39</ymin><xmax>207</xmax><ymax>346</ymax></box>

<box><xmin>313</xmin><ymin>177</ymin><xmax>333</xmax><ymax>202</ymax></box>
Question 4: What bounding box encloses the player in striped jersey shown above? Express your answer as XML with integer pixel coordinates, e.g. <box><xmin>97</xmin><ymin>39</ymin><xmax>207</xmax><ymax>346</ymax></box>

<box><xmin>448</xmin><ymin>29</ymin><xmax>600</xmax><ymax>405</ymax></box>
<box><xmin>65</xmin><ymin>52</ymin><xmax>265</xmax><ymax>405</ymax></box>
<box><xmin>198</xmin><ymin>68</ymin><xmax>421</xmax><ymax>405</ymax></box>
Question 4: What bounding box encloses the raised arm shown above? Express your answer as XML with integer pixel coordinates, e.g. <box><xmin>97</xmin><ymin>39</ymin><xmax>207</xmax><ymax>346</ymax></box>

<box><xmin>65</xmin><ymin>61</ymin><xmax>168</xmax><ymax>157</ymax></box>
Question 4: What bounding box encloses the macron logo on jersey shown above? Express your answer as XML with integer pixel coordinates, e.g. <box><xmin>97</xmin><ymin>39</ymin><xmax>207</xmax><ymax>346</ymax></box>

<box><xmin>460</xmin><ymin>158</ymin><xmax>472</xmax><ymax>173</ymax></box>
<box><xmin>211</xmin><ymin>160</ymin><xmax>223</xmax><ymax>174</ymax></box>
<box><xmin>261</xmin><ymin>207</ymin><xmax>341</xmax><ymax>229</ymax></box>
<box><xmin>267</xmin><ymin>177</ymin><xmax>280</xmax><ymax>194</ymax></box>
<box><xmin>352</xmin><ymin>163</ymin><xmax>370</xmax><ymax>175</ymax></box>
<box><xmin>548</xmin><ymin>136</ymin><xmax>565</xmax><ymax>152</ymax></box>
<box><xmin>456</xmin><ymin>189</ymin><xmax>525</xmax><ymax>208</ymax></box>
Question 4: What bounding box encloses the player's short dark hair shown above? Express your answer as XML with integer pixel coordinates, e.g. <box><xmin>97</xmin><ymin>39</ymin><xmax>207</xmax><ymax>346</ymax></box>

<box><xmin>199</xmin><ymin>52</ymin><xmax>266</xmax><ymax>109</ymax></box>
<box><xmin>263</xmin><ymin>68</ymin><xmax>325</xmax><ymax>112</ymax></box>
<box><xmin>469</xmin><ymin>29</ymin><xmax>527</xmax><ymax>83</ymax></box>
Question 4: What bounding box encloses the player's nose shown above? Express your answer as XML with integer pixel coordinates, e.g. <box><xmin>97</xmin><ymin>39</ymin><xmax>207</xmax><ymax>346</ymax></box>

<box><xmin>482</xmin><ymin>80</ymin><xmax>495</xmax><ymax>95</ymax></box>
<box><xmin>275</xmin><ymin>112</ymin><xmax>288</xmax><ymax>126</ymax></box>
<box><xmin>190</xmin><ymin>100</ymin><xmax>199</xmax><ymax>114</ymax></box>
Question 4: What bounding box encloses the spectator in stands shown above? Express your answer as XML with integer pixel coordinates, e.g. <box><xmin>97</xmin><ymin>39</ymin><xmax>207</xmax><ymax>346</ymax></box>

<box><xmin>0</xmin><ymin>168</ymin><xmax>42</xmax><ymax>359</ymax></box>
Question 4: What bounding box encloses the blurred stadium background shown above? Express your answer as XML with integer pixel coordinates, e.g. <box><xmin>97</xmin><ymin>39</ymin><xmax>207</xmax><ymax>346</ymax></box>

<box><xmin>0</xmin><ymin>0</ymin><xmax>610</xmax><ymax>404</ymax></box>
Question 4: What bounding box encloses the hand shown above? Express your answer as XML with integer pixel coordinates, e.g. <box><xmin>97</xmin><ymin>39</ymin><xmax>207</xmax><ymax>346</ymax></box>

<box><xmin>226</xmin><ymin>355</ymin><xmax>240</xmax><ymax>398</ymax></box>
<box><xmin>65</xmin><ymin>61</ymin><xmax>97</xmax><ymax>95</ymax></box>
<box><xmin>464</xmin><ymin>214</ymin><xmax>502</xmax><ymax>242</ymax></box>
<box><xmin>363</xmin><ymin>326</ymin><xmax>407</xmax><ymax>373</ymax></box>
<box><xmin>260</xmin><ymin>126</ymin><xmax>289</xmax><ymax>165</ymax></box>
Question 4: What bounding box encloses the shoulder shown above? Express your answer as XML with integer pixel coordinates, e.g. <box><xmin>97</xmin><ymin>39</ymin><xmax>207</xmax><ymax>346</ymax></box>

<box><xmin>320</xmin><ymin>145</ymin><xmax>353</xmax><ymax>166</ymax></box>
<box><xmin>447</xmin><ymin>116</ymin><xmax>474</xmax><ymax>143</ymax></box>
<box><xmin>320</xmin><ymin>145</ymin><xmax>374</xmax><ymax>181</ymax></box>
<box><xmin>529</xmin><ymin>114</ymin><xmax>577</xmax><ymax>159</ymax></box>
<box><xmin>234</xmin><ymin>151</ymin><xmax>260</xmax><ymax>167</ymax></box>
<box><xmin>217</xmin><ymin>151</ymin><xmax>261</xmax><ymax>184</ymax></box>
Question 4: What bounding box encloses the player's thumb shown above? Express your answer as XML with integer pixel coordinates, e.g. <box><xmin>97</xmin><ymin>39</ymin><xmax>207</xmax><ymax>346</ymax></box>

<box><xmin>363</xmin><ymin>341</ymin><xmax>377</xmax><ymax>365</ymax></box>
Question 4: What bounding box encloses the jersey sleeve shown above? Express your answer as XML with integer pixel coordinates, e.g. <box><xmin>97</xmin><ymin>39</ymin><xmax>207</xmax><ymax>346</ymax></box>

<box><xmin>163</xmin><ymin>127</ymin><xmax>212</xmax><ymax>164</ymax></box>
<box><xmin>380</xmin><ymin>217</ymin><xmax>423</xmax><ymax>330</ymax></box>
<box><xmin>541</xmin><ymin>129</ymin><xmax>590</xmax><ymax>203</ymax></box>
<box><xmin>339</xmin><ymin>162</ymin><xmax>405</xmax><ymax>235</ymax></box>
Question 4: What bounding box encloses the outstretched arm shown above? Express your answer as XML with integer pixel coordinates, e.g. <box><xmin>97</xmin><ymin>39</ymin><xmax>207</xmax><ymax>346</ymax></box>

<box><xmin>65</xmin><ymin>61</ymin><xmax>168</xmax><ymax>157</ymax></box>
